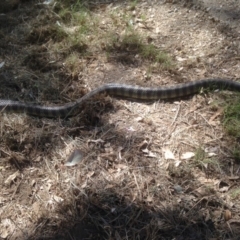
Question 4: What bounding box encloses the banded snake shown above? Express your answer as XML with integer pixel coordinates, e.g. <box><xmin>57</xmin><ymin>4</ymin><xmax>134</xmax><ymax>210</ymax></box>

<box><xmin>0</xmin><ymin>78</ymin><xmax>240</xmax><ymax>118</ymax></box>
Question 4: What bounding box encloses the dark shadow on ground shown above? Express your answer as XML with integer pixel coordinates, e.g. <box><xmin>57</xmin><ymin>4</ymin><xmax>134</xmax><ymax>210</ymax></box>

<box><xmin>27</xmin><ymin>188</ymin><xmax>237</xmax><ymax>240</ymax></box>
<box><xmin>0</xmin><ymin>0</ymin><xmax>78</xmax><ymax>103</ymax></box>
<box><xmin>1</xmin><ymin>117</ymin><xmax>237</xmax><ymax>239</ymax></box>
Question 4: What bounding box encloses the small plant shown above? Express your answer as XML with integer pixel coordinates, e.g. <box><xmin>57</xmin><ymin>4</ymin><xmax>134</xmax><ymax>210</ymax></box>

<box><xmin>56</xmin><ymin>0</ymin><xmax>89</xmax><ymax>23</ymax></box>
<box><xmin>223</xmin><ymin>96</ymin><xmax>240</xmax><ymax>138</ymax></box>
<box><xmin>58</xmin><ymin>8</ymin><xmax>72</xmax><ymax>22</ymax></box>
<box><xmin>195</xmin><ymin>147</ymin><xmax>206</xmax><ymax>162</ymax></box>
<box><xmin>73</xmin><ymin>10</ymin><xmax>90</xmax><ymax>28</ymax></box>
<box><xmin>64</xmin><ymin>53</ymin><xmax>80</xmax><ymax>73</ymax></box>
<box><xmin>192</xmin><ymin>147</ymin><xmax>220</xmax><ymax>171</ymax></box>
<box><xmin>121</xmin><ymin>32</ymin><xmax>142</xmax><ymax>51</ymax></box>
<box><xmin>140</xmin><ymin>44</ymin><xmax>172</xmax><ymax>67</ymax></box>
<box><xmin>129</xmin><ymin>0</ymin><xmax>138</xmax><ymax>10</ymax></box>
<box><xmin>230</xmin><ymin>188</ymin><xmax>240</xmax><ymax>199</ymax></box>
<box><xmin>140</xmin><ymin>44</ymin><xmax>156</xmax><ymax>60</ymax></box>
<box><xmin>213</xmin><ymin>93</ymin><xmax>240</xmax><ymax>163</ymax></box>
<box><xmin>105</xmin><ymin>30</ymin><xmax>173</xmax><ymax>69</ymax></box>
<box><xmin>70</xmin><ymin>0</ymin><xmax>86</xmax><ymax>12</ymax></box>
<box><xmin>232</xmin><ymin>147</ymin><xmax>240</xmax><ymax>162</ymax></box>
<box><xmin>192</xmin><ymin>147</ymin><xmax>209</xmax><ymax>169</ymax></box>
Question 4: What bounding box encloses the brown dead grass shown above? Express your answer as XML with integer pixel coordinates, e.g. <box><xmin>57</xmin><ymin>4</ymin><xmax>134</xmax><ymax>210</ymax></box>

<box><xmin>0</xmin><ymin>0</ymin><xmax>240</xmax><ymax>239</ymax></box>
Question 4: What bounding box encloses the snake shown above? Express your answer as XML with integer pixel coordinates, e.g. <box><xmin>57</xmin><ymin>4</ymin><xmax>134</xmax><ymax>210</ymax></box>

<box><xmin>0</xmin><ymin>78</ymin><xmax>240</xmax><ymax>118</ymax></box>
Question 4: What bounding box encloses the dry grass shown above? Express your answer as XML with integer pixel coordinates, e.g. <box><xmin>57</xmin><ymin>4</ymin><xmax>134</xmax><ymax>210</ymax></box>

<box><xmin>0</xmin><ymin>0</ymin><xmax>240</xmax><ymax>239</ymax></box>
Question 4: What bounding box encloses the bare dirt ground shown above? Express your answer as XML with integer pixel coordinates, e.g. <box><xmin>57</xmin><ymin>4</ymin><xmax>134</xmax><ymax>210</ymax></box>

<box><xmin>0</xmin><ymin>0</ymin><xmax>240</xmax><ymax>239</ymax></box>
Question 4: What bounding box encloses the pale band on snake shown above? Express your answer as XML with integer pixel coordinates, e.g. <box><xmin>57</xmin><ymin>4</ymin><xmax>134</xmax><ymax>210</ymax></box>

<box><xmin>0</xmin><ymin>78</ymin><xmax>240</xmax><ymax>118</ymax></box>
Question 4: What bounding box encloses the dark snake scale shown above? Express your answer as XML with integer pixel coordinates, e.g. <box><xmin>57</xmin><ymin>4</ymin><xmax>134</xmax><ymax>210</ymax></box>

<box><xmin>0</xmin><ymin>78</ymin><xmax>240</xmax><ymax>118</ymax></box>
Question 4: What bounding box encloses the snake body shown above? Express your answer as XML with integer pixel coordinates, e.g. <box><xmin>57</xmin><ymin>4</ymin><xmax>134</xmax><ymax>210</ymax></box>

<box><xmin>0</xmin><ymin>78</ymin><xmax>240</xmax><ymax>118</ymax></box>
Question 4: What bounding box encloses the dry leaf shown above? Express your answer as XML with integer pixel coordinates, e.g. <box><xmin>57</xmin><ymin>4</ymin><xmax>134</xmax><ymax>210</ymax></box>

<box><xmin>118</xmin><ymin>147</ymin><xmax>123</xmax><ymax>160</ymax></box>
<box><xmin>147</xmin><ymin>151</ymin><xmax>157</xmax><ymax>158</ymax></box>
<box><xmin>4</xmin><ymin>171</ymin><xmax>20</xmax><ymax>186</ymax></box>
<box><xmin>146</xmin><ymin>195</ymin><xmax>153</xmax><ymax>202</ymax></box>
<box><xmin>87</xmin><ymin>171</ymin><xmax>95</xmax><ymax>178</ymax></box>
<box><xmin>219</xmin><ymin>186</ymin><xmax>229</xmax><ymax>192</ymax></box>
<box><xmin>228</xmin><ymin>176</ymin><xmax>239</xmax><ymax>180</ymax></box>
<box><xmin>0</xmin><ymin>62</ymin><xmax>5</xmax><ymax>69</ymax></box>
<box><xmin>181</xmin><ymin>152</ymin><xmax>195</xmax><ymax>160</ymax></box>
<box><xmin>115</xmin><ymin>164</ymin><xmax>128</xmax><ymax>170</ymax></box>
<box><xmin>127</xmin><ymin>126</ymin><xmax>136</xmax><ymax>132</ymax></box>
<box><xmin>139</xmin><ymin>140</ymin><xmax>149</xmax><ymax>150</ymax></box>
<box><xmin>34</xmin><ymin>156</ymin><xmax>42</xmax><ymax>162</ymax></box>
<box><xmin>208</xmin><ymin>152</ymin><xmax>217</xmax><ymax>157</ymax></box>
<box><xmin>0</xmin><ymin>227</ymin><xmax>9</xmax><ymax>238</ymax></box>
<box><xmin>142</xmin><ymin>148</ymin><xmax>149</xmax><ymax>154</ymax></box>
<box><xmin>218</xmin><ymin>180</ymin><xmax>230</xmax><ymax>192</ymax></box>
<box><xmin>176</xmin><ymin>56</ymin><xmax>187</xmax><ymax>62</ymax></box>
<box><xmin>209</xmin><ymin>108</ymin><xmax>223</xmax><ymax>123</ymax></box>
<box><xmin>163</xmin><ymin>148</ymin><xmax>175</xmax><ymax>160</ymax></box>
<box><xmin>173</xmin><ymin>185</ymin><xmax>183</xmax><ymax>193</ymax></box>
<box><xmin>32</xmin><ymin>201</ymin><xmax>41</xmax><ymax>217</ymax></box>
<box><xmin>142</xmin><ymin>148</ymin><xmax>156</xmax><ymax>158</ymax></box>
<box><xmin>224</xmin><ymin>210</ymin><xmax>232</xmax><ymax>221</ymax></box>
<box><xmin>228</xmin><ymin>219</ymin><xmax>240</xmax><ymax>224</ymax></box>
<box><xmin>53</xmin><ymin>195</ymin><xmax>64</xmax><ymax>203</ymax></box>
<box><xmin>0</xmin><ymin>219</ymin><xmax>15</xmax><ymax>239</ymax></box>
<box><xmin>81</xmin><ymin>181</ymin><xmax>87</xmax><ymax>188</ymax></box>
<box><xmin>202</xmin><ymin>163</ymin><xmax>208</xmax><ymax>169</ymax></box>
<box><xmin>105</xmin><ymin>184</ymin><xmax>114</xmax><ymax>189</ymax></box>
<box><xmin>134</xmin><ymin>117</ymin><xmax>143</xmax><ymax>122</ymax></box>
<box><xmin>88</xmin><ymin>139</ymin><xmax>105</xmax><ymax>145</ymax></box>
<box><xmin>65</xmin><ymin>149</ymin><xmax>84</xmax><ymax>167</ymax></box>
<box><xmin>175</xmin><ymin>160</ymin><xmax>181</xmax><ymax>167</ymax></box>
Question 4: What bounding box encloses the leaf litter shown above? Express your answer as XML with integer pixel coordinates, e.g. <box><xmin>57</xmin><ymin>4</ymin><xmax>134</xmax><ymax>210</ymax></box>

<box><xmin>0</xmin><ymin>0</ymin><xmax>240</xmax><ymax>239</ymax></box>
